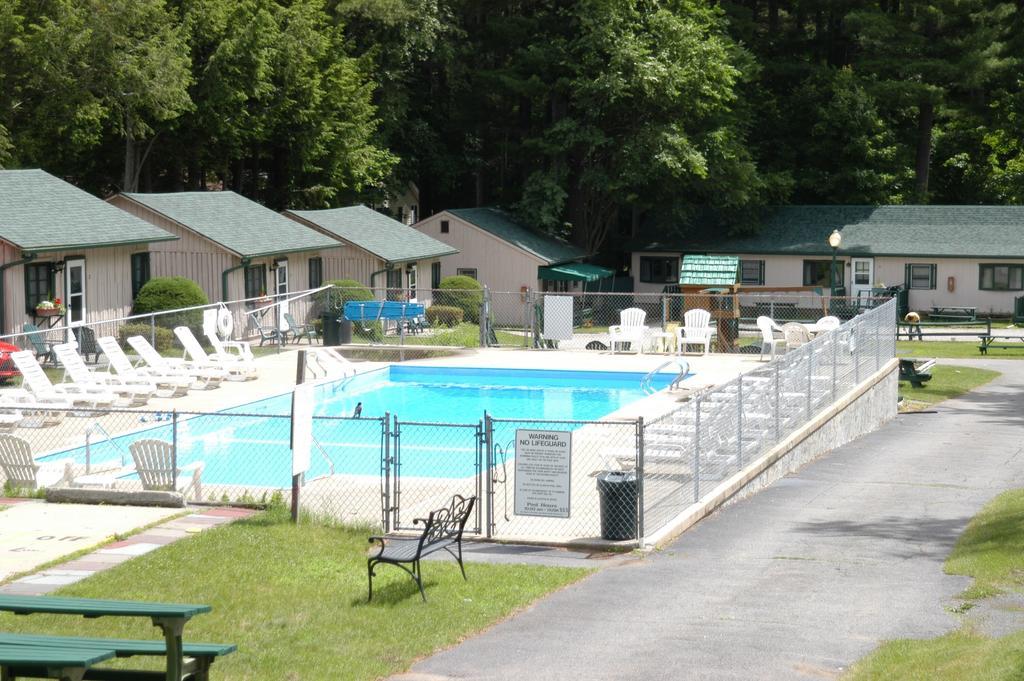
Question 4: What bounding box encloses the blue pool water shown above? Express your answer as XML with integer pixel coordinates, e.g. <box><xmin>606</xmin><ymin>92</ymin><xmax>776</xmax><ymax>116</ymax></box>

<box><xmin>43</xmin><ymin>366</ymin><xmax>677</xmax><ymax>485</ymax></box>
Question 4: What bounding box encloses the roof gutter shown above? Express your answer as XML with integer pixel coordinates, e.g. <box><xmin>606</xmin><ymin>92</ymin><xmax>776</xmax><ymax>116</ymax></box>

<box><xmin>222</xmin><ymin>257</ymin><xmax>251</xmax><ymax>303</ymax></box>
<box><xmin>0</xmin><ymin>252</ymin><xmax>36</xmax><ymax>334</ymax></box>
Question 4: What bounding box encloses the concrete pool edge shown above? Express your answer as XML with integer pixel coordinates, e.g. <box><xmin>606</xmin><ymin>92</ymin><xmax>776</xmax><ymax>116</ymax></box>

<box><xmin>643</xmin><ymin>357</ymin><xmax>899</xmax><ymax>550</ymax></box>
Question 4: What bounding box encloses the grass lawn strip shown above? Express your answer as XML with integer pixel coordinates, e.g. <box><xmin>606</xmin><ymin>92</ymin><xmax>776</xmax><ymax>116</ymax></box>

<box><xmin>898</xmin><ymin>365</ymin><xmax>1000</xmax><ymax>408</ymax></box>
<box><xmin>0</xmin><ymin>506</ymin><xmax>589</xmax><ymax>680</ymax></box>
<box><xmin>845</xmin><ymin>489</ymin><xmax>1024</xmax><ymax>680</ymax></box>
<box><xmin>897</xmin><ymin>340</ymin><xmax>1024</xmax><ymax>359</ymax></box>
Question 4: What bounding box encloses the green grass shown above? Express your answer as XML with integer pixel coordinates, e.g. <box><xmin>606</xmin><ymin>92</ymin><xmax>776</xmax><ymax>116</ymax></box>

<box><xmin>0</xmin><ymin>508</ymin><xmax>588</xmax><ymax>680</ymax></box>
<box><xmin>898</xmin><ymin>340</ymin><xmax>1024</xmax><ymax>359</ymax></box>
<box><xmin>898</xmin><ymin>365</ymin><xmax>1000</xmax><ymax>405</ymax></box>
<box><xmin>402</xmin><ymin>322</ymin><xmax>522</xmax><ymax>347</ymax></box>
<box><xmin>845</xmin><ymin>489</ymin><xmax>1024</xmax><ymax>680</ymax></box>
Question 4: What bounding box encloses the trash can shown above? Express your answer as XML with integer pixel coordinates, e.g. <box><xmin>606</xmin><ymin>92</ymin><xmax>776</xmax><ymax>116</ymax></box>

<box><xmin>596</xmin><ymin>470</ymin><xmax>638</xmax><ymax>541</ymax></box>
<box><xmin>321</xmin><ymin>314</ymin><xmax>342</xmax><ymax>346</ymax></box>
<box><xmin>339</xmin><ymin>319</ymin><xmax>352</xmax><ymax>344</ymax></box>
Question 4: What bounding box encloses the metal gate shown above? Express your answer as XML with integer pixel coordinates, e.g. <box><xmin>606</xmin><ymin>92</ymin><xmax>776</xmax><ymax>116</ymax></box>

<box><xmin>386</xmin><ymin>418</ymin><xmax>484</xmax><ymax>535</ymax></box>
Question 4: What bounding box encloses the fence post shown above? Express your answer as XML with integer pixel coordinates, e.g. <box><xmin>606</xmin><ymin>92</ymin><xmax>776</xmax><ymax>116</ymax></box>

<box><xmin>831</xmin><ymin>334</ymin><xmax>838</xmax><ymax>402</ymax></box>
<box><xmin>773</xmin><ymin>362</ymin><xmax>780</xmax><ymax>442</ymax></box>
<box><xmin>383</xmin><ymin>412</ymin><xmax>392</xmax><ymax>532</ymax></box>
<box><xmin>806</xmin><ymin>348</ymin><xmax>813</xmax><ymax>421</ymax></box>
<box><xmin>875</xmin><ymin>306</ymin><xmax>882</xmax><ymax>371</ymax></box>
<box><xmin>171</xmin><ymin>409</ymin><xmax>178</xmax><ymax>495</ymax></box>
<box><xmin>149</xmin><ymin>314</ymin><xmax>156</xmax><ymax>349</ymax></box>
<box><xmin>484</xmin><ymin>412</ymin><xmax>494</xmax><ymax>538</ymax></box>
<box><xmin>290</xmin><ymin>351</ymin><xmax>306</xmax><ymax>523</ymax></box>
<box><xmin>693</xmin><ymin>395</ymin><xmax>701</xmax><ymax>503</ymax></box>
<box><xmin>736</xmin><ymin>375</ymin><xmax>743</xmax><ymax>467</ymax></box>
<box><xmin>636</xmin><ymin>418</ymin><xmax>645</xmax><ymax>547</ymax></box>
<box><xmin>523</xmin><ymin>289</ymin><xmax>531</xmax><ymax>349</ymax></box>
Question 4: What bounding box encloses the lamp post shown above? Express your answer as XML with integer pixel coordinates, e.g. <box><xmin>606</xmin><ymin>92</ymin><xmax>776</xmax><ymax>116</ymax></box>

<box><xmin>827</xmin><ymin>229</ymin><xmax>842</xmax><ymax>296</ymax></box>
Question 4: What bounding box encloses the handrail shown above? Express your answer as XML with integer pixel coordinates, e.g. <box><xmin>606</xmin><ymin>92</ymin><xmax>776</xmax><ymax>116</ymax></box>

<box><xmin>84</xmin><ymin>421</ymin><xmax>130</xmax><ymax>472</ymax></box>
<box><xmin>641</xmin><ymin>359</ymin><xmax>689</xmax><ymax>394</ymax></box>
<box><xmin>311</xmin><ymin>436</ymin><xmax>335</xmax><ymax>476</ymax></box>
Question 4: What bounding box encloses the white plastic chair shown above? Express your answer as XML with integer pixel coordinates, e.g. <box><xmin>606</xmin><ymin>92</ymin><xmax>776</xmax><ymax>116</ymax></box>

<box><xmin>756</xmin><ymin>316</ymin><xmax>786</xmax><ymax>361</ymax></box>
<box><xmin>608</xmin><ymin>308</ymin><xmax>648</xmax><ymax>354</ymax></box>
<box><xmin>173</xmin><ymin>327</ymin><xmax>256</xmax><ymax>381</ymax></box>
<box><xmin>781</xmin><ymin>322</ymin><xmax>812</xmax><ymax>350</ymax></box>
<box><xmin>53</xmin><ymin>342</ymin><xmax>155</xmax><ymax>407</ymax></box>
<box><xmin>816</xmin><ymin>316</ymin><xmax>841</xmax><ymax>332</ymax></box>
<box><xmin>677</xmin><ymin>309</ymin><xmax>713</xmax><ymax>355</ymax></box>
<box><xmin>125</xmin><ymin>335</ymin><xmax>226</xmax><ymax>390</ymax></box>
<box><xmin>11</xmin><ymin>350</ymin><xmax>117</xmax><ymax>408</ymax></box>
<box><xmin>97</xmin><ymin>337</ymin><xmax>191</xmax><ymax>399</ymax></box>
<box><xmin>130</xmin><ymin>438</ymin><xmax>204</xmax><ymax>500</ymax></box>
<box><xmin>0</xmin><ymin>434</ymin><xmax>72</xmax><ymax>490</ymax></box>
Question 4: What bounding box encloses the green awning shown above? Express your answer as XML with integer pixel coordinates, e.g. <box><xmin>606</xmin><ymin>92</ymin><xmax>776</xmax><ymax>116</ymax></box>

<box><xmin>538</xmin><ymin>263</ymin><xmax>615</xmax><ymax>282</ymax></box>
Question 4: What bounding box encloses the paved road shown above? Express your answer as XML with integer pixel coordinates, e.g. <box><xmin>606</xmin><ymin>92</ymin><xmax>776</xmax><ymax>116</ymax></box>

<box><xmin>403</xmin><ymin>360</ymin><xmax>1024</xmax><ymax>680</ymax></box>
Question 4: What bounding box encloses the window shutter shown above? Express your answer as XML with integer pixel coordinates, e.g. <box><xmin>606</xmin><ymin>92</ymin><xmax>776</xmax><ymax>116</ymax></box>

<box><xmin>904</xmin><ymin>264</ymin><xmax>911</xmax><ymax>289</ymax></box>
<box><xmin>758</xmin><ymin>260</ymin><xmax>765</xmax><ymax>285</ymax></box>
<box><xmin>929</xmin><ymin>265</ymin><xmax>937</xmax><ymax>290</ymax></box>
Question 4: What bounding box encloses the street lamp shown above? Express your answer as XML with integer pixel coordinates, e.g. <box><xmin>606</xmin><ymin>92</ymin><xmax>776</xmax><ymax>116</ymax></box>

<box><xmin>827</xmin><ymin>229</ymin><xmax>842</xmax><ymax>296</ymax></box>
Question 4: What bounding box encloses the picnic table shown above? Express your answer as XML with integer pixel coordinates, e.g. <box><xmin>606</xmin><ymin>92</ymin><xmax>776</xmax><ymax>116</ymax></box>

<box><xmin>0</xmin><ymin>595</ymin><xmax>215</xmax><ymax>681</ymax></box>
<box><xmin>898</xmin><ymin>319</ymin><xmax>990</xmax><ymax>340</ymax></box>
<box><xmin>930</xmin><ymin>306</ymin><xmax>977</xmax><ymax>322</ymax></box>
<box><xmin>978</xmin><ymin>334</ymin><xmax>1024</xmax><ymax>354</ymax></box>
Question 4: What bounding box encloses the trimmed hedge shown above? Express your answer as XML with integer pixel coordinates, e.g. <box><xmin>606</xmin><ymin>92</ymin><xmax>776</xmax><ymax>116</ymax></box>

<box><xmin>133</xmin><ymin>277</ymin><xmax>208</xmax><ymax>331</ymax></box>
<box><xmin>118</xmin><ymin>323</ymin><xmax>175</xmax><ymax>353</ymax></box>
<box><xmin>314</xmin><ymin>279</ymin><xmax>375</xmax><ymax>317</ymax></box>
<box><xmin>436</xmin><ymin>275</ymin><xmax>483</xmax><ymax>324</ymax></box>
<box><xmin>426</xmin><ymin>305</ymin><xmax>464</xmax><ymax>327</ymax></box>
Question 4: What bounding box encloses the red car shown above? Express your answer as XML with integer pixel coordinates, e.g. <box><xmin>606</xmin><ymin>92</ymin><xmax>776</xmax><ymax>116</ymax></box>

<box><xmin>0</xmin><ymin>341</ymin><xmax>21</xmax><ymax>384</ymax></box>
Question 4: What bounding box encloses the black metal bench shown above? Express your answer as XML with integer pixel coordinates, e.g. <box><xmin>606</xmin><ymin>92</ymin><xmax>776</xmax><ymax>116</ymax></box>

<box><xmin>899</xmin><ymin>358</ymin><xmax>935</xmax><ymax>388</ymax></box>
<box><xmin>367</xmin><ymin>494</ymin><xmax>476</xmax><ymax>602</ymax></box>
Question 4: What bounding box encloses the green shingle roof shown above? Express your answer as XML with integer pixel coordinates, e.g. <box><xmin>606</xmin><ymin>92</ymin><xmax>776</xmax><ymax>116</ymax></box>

<box><xmin>122</xmin><ymin>191</ymin><xmax>339</xmax><ymax>258</ymax></box>
<box><xmin>679</xmin><ymin>255</ymin><xmax>739</xmax><ymax>285</ymax></box>
<box><xmin>447</xmin><ymin>208</ymin><xmax>585</xmax><ymax>264</ymax></box>
<box><xmin>636</xmin><ymin>206</ymin><xmax>1024</xmax><ymax>259</ymax></box>
<box><xmin>286</xmin><ymin>205</ymin><xmax>457</xmax><ymax>263</ymax></box>
<box><xmin>0</xmin><ymin>169</ymin><xmax>176</xmax><ymax>252</ymax></box>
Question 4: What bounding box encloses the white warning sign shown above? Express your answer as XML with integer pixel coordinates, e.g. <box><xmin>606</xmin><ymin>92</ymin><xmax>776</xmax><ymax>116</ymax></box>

<box><xmin>514</xmin><ymin>429</ymin><xmax>572</xmax><ymax>518</ymax></box>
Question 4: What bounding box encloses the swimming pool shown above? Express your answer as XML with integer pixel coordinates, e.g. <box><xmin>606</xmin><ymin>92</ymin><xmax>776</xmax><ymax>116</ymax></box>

<box><xmin>43</xmin><ymin>366</ymin><xmax>679</xmax><ymax>485</ymax></box>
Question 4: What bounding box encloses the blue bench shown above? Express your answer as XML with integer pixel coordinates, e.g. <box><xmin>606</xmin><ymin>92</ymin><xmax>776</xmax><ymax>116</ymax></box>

<box><xmin>343</xmin><ymin>301</ymin><xmax>425</xmax><ymax>321</ymax></box>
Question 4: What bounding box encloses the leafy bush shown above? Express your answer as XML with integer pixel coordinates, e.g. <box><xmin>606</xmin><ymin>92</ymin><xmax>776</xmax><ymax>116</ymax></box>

<box><xmin>436</xmin><ymin>275</ymin><xmax>483</xmax><ymax>324</ymax></box>
<box><xmin>314</xmin><ymin>279</ymin><xmax>375</xmax><ymax>317</ymax></box>
<box><xmin>118</xmin><ymin>323</ymin><xmax>175</xmax><ymax>353</ymax></box>
<box><xmin>426</xmin><ymin>305</ymin><xmax>464</xmax><ymax>327</ymax></box>
<box><xmin>133</xmin><ymin>277</ymin><xmax>209</xmax><ymax>331</ymax></box>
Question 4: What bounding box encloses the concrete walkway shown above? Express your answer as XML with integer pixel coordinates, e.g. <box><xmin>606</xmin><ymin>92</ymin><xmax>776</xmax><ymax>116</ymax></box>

<box><xmin>402</xmin><ymin>359</ymin><xmax>1024</xmax><ymax>681</ymax></box>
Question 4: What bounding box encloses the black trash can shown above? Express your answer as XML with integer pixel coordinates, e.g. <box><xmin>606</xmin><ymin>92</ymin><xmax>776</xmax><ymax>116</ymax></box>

<box><xmin>321</xmin><ymin>314</ymin><xmax>342</xmax><ymax>346</ymax></box>
<box><xmin>596</xmin><ymin>471</ymin><xmax>638</xmax><ymax>541</ymax></box>
<box><xmin>339</xmin><ymin>319</ymin><xmax>353</xmax><ymax>344</ymax></box>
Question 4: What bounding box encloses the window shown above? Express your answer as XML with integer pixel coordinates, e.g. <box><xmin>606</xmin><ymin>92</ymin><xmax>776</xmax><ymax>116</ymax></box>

<box><xmin>308</xmin><ymin>257</ymin><xmax>323</xmax><ymax>289</ymax></box>
<box><xmin>244</xmin><ymin>264</ymin><xmax>266</xmax><ymax>299</ymax></box>
<box><xmin>24</xmin><ymin>262</ymin><xmax>55</xmax><ymax>313</ymax></box>
<box><xmin>740</xmin><ymin>260</ymin><xmax>764</xmax><ymax>286</ymax></box>
<box><xmin>130</xmin><ymin>253</ymin><xmax>151</xmax><ymax>300</ymax></box>
<box><xmin>979</xmin><ymin>264</ymin><xmax>1024</xmax><ymax>291</ymax></box>
<box><xmin>457</xmin><ymin>268</ymin><xmax>478</xmax><ymax>280</ymax></box>
<box><xmin>440</xmin><ymin>220</ymin><xmax>450</xmax><ymax>234</ymax></box>
<box><xmin>431</xmin><ymin>262</ymin><xmax>441</xmax><ymax>289</ymax></box>
<box><xmin>853</xmin><ymin>260</ymin><xmax>871</xmax><ymax>286</ymax></box>
<box><xmin>407</xmin><ymin>265</ymin><xmax>417</xmax><ymax>291</ymax></box>
<box><xmin>802</xmin><ymin>260</ymin><xmax>843</xmax><ymax>287</ymax></box>
<box><xmin>638</xmin><ymin>256</ymin><xmax>679</xmax><ymax>284</ymax></box>
<box><xmin>410</xmin><ymin>205</ymin><xmax>418</xmax><ymax>224</ymax></box>
<box><xmin>905</xmin><ymin>264</ymin><xmax>936</xmax><ymax>290</ymax></box>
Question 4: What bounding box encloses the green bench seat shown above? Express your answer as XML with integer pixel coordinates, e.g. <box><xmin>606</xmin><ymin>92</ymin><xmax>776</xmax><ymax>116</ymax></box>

<box><xmin>0</xmin><ymin>642</ymin><xmax>117</xmax><ymax>681</ymax></box>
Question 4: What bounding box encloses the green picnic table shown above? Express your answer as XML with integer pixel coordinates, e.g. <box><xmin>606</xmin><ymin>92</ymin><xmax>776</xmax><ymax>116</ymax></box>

<box><xmin>0</xmin><ymin>642</ymin><xmax>117</xmax><ymax>681</ymax></box>
<box><xmin>0</xmin><ymin>595</ymin><xmax>217</xmax><ymax>681</ymax></box>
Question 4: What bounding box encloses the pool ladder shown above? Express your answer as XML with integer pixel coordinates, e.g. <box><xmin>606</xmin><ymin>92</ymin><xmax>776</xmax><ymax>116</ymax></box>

<box><xmin>84</xmin><ymin>422</ymin><xmax>130</xmax><ymax>473</ymax></box>
<box><xmin>641</xmin><ymin>359</ymin><xmax>689</xmax><ymax>395</ymax></box>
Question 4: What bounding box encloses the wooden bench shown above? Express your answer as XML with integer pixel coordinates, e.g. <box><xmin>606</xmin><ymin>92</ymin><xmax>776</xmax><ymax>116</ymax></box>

<box><xmin>978</xmin><ymin>334</ymin><xmax>1024</xmax><ymax>354</ymax></box>
<box><xmin>899</xmin><ymin>358</ymin><xmax>935</xmax><ymax>388</ymax></box>
<box><xmin>930</xmin><ymin>306</ymin><xmax>977</xmax><ymax>322</ymax></box>
<box><xmin>367</xmin><ymin>494</ymin><xmax>476</xmax><ymax>602</ymax></box>
<box><xmin>0</xmin><ymin>595</ymin><xmax>233</xmax><ymax>681</ymax></box>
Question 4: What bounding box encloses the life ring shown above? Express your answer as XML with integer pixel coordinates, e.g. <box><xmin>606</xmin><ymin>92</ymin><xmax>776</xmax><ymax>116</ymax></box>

<box><xmin>216</xmin><ymin>308</ymin><xmax>234</xmax><ymax>338</ymax></box>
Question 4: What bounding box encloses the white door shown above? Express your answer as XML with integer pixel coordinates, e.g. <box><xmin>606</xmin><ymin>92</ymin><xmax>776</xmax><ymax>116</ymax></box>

<box><xmin>65</xmin><ymin>258</ymin><xmax>86</xmax><ymax>326</ymax></box>
<box><xmin>850</xmin><ymin>257</ymin><xmax>874</xmax><ymax>301</ymax></box>
<box><xmin>276</xmin><ymin>261</ymin><xmax>289</xmax><ymax>330</ymax></box>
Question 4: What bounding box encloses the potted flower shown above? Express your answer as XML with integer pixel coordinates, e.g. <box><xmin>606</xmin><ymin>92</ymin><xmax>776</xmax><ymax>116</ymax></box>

<box><xmin>254</xmin><ymin>290</ymin><xmax>272</xmax><ymax>307</ymax></box>
<box><xmin>34</xmin><ymin>297</ymin><xmax>65</xmax><ymax>317</ymax></box>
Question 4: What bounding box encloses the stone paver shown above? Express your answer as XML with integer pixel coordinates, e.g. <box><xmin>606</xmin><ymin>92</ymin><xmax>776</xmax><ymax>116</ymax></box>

<box><xmin>404</xmin><ymin>360</ymin><xmax>1024</xmax><ymax>680</ymax></box>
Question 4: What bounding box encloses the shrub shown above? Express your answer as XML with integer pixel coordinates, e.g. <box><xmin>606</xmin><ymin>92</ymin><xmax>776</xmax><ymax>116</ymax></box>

<box><xmin>118</xmin><ymin>323</ymin><xmax>175</xmax><ymax>353</ymax></box>
<box><xmin>436</xmin><ymin>275</ymin><xmax>483</xmax><ymax>324</ymax></box>
<box><xmin>133</xmin><ymin>277</ymin><xmax>209</xmax><ymax>331</ymax></box>
<box><xmin>426</xmin><ymin>305</ymin><xmax>464</xmax><ymax>327</ymax></box>
<box><xmin>313</xmin><ymin>279</ymin><xmax>375</xmax><ymax>318</ymax></box>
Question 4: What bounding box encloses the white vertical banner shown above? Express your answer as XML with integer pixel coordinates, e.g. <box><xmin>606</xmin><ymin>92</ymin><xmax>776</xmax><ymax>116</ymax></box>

<box><xmin>542</xmin><ymin>295</ymin><xmax>574</xmax><ymax>341</ymax></box>
<box><xmin>291</xmin><ymin>382</ymin><xmax>314</xmax><ymax>477</ymax></box>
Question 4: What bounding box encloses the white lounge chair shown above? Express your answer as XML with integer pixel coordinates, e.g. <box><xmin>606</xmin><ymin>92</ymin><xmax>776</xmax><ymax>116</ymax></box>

<box><xmin>11</xmin><ymin>350</ymin><xmax>117</xmax><ymax>408</ymax></box>
<box><xmin>677</xmin><ymin>308</ymin><xmax>713</xmax><ymax>355</ymax></box>
<box><xmin>173</xmin><ymin>327</ymin><xmax>256</xmax><ymax>381</ymax></box>
<box><xmin>608</xmin><ymin>308</ymin><xmax>648</xmax><ymax>354</ymax></box>
<box><xmin>97</xmin><ymin>336</ymin><xmax>191</xmax><ymax>399</ymax></box>
<box><xmin>125</xmin><ymin>335</ymin><xmax>225</xmax><ymax>390</ymax></box>
<box><xmin>0</xmin><ymin>388</ymin><xmax>69</xmax><ymax>428</ymax></box>
<box><xmin>203</xmin><ymin>309</ymin><xmax>254</xmax><ymax>361</ymax></box>
<box><xmin>756</xmin><ymin>316</ymin><xmax>786</xmax><ymax>361</ymax></box>
<box><xmin>131</xmin><ymin>438</ymin><xmax>204</xmax><ymax>500</ymax></box>
<box><xmin>53</xmin><ymin>342</ymin><xmax>156</xmax><ymax>407</ymax></box>
<box><xmin>0</xmin><ymin>434</ymin><xmax>72</xmax><ymax>490</ymax></box>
